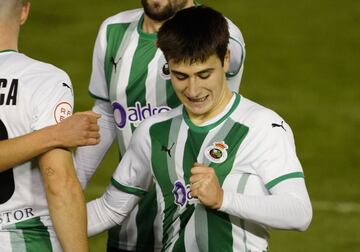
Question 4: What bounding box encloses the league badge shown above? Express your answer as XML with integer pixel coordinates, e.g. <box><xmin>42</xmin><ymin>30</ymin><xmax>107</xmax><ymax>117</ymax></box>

<box><xmin>54</xmin><ymin>102</ymin><xmax>72</xmax><ymax>123</ymax></box>
<box><xmin>205</xmin><ymin>141</ymin><xmax>229</xmax><ymax>164</ymax></box>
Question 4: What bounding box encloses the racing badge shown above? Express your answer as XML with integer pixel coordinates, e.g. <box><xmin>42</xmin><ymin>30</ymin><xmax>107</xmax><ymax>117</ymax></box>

<box><xmin>205</xmin><ymin>141</ymin><xmax>229</xmax><ymax>164</ymax></box>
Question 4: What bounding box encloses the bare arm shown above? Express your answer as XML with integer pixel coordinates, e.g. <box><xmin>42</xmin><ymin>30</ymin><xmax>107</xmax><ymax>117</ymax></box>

<box><xmin>39</xmin><ymin>148</ymin><xmax>88</xmax><ymax>252</ymax></box>
<box><xmin>0</xmin><ymin>111</ymin><xmax>100</xmax><ymax>172</ymax></box>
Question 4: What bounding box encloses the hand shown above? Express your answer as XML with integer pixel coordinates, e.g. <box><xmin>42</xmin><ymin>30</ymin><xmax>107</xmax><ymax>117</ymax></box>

<box><xmin>189</xmin><ymin>163</ymin><xmax>224</xmax><ymax>209</ymax></box>
<box><xmin>54</xmin><ymin>111</ymin><xmax>101</xmax><ymax>147</ymax></box>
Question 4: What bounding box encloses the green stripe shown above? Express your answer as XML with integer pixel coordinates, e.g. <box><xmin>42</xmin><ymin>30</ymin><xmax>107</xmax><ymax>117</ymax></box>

<box><xmin>265</xmin><ymin>172</ymin><xmax>304</xmax><ymax>190</ymax></box>
<box><xmin>210</xmin><ymin>122</ymin><xmax>249</xmax><ymax>186</ymax></box>
<box><xmin>135</xmin><ymin>184</ymin><xmax>157</xmax><ymax>251</ymax></box>
<box><xmin>149</xmin><ymin>118</ymin><xmax>176</xmax><ymax>246</ymax></box>
<box><xmin>105</xmin><ymin>23</ymin><xmax>131</xmax><ymax>89</ymax></box>
<box><xmin>125</xmin><ymin>34</ymin><xmax>157</xmax><ymax>109</ymax></box>
<box><xmin>206</xmin><ymin>122</ymin><xmax>249</xmax><ymax>251</ymax></box>
<box><xmin>207</xmin><ymin>210</ymin><xmax>233</xmax><ymax>252</ymax></box>
<box><xmin>11</xmin><ymin>217</ymin><xmax>53</xmax><ymax>252</ymax></box>
<box><xmin>111</xmin><ymin>177</ymin><xmax>147</xmax><ymax>197</ymax></box>
<box><xmin>88</xmin><ymin>90</ymin><xmax>110</xmax><ymax>102</ymax></box>
<box><xmin>183</xmin><ymin>93</ymin><xmax>241</xmax><ymax>133</ymax></box>
<box><xmin>171</xmin><ymin>206</ymin><xmax>194</xmax><ymax>252</ymax></box>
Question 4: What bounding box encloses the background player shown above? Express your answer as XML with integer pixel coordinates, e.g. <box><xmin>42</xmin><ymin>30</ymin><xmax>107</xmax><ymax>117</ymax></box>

<box><xmin>86</xmin><ymin>6</ymin><xmax>312</xmax><ymax>251</ymax></box>
<box><xmin>0</xmin><ymin>0</ymin><xmax>98</xmax><ymax>251</ymax></box>
<box><xmin>75</xmin><ymin>0</ymin><xmax>245</xmax><ymax>251</ymax></box>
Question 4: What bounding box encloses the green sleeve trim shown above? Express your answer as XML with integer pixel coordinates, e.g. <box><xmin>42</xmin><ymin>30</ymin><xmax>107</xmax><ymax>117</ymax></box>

<box><xmin>88</xmin><ymin>90</ymin><xmax>110</xmax><ymax>102</ymax></box>
<box><xmin>111</xmin><ymin>178</ymin><xmax>147</xmax><ymax>197</ymax></box>
<box><xmin>265</xmin><ymin>172</ymin><xmax>304</xmax><ymax>190</ymax></box>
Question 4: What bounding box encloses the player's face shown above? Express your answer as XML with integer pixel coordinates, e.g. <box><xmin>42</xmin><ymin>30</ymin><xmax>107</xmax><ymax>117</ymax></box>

<box><xmin>141</xmin><ymin>0</ymin><xmax>191</xmax><ymax>21</ymax></box>
<box><xmin>169</xmin><ymin>52</ymin><xmax>232</xmax><ymax>124</ymax></box>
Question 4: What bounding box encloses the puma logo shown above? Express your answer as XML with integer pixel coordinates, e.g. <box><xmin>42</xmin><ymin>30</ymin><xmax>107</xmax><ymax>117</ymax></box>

<box><xmin>161</xmin><ymin>143</ymin><xmax>175</xmax><ymax>158</ymax></box>
<box><xmin>272</xmin><ymin>121</ymin><xmax>286</xmax><ymax>131</ymax></box>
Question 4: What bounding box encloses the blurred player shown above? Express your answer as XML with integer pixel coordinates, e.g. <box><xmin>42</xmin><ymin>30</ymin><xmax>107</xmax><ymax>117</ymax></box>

<box><xmin>86</xmin><ymin>6</ymin><xmax>312</xmax><ymax>251</ymax></box>
<box><xmin>0</xmin><ymin>0</ymin><xmax>100</xmax><ymax>251</ymax></box>
<box><xmin>75</xmin><ymin>0</ymin><xmax>245</xmax><ymax>251</ymax></box>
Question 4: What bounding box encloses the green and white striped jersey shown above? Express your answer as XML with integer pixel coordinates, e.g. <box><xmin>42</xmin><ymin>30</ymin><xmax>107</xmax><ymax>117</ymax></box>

<box><xmin>88</xmin><ymin>8</ymin><xmax>245</xmax><ymax>251</ymax></box>
<box><xmin>0</xmin><ymin>51</ymin><xmax>73</xmax><ymax>252</ymax></box>
<box><xmin>111</xmin><ymin>93</ymin><xmax>304</xmax><ymax>252</ymax></box>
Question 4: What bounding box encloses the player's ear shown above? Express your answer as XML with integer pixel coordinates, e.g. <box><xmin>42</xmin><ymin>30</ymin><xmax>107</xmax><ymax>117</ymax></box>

<box><xmin>223</xmin><ymin>49</ymin><xmax>230</xmax><ymax>72</ymax></box>
<box><xmin>20</xmin><ymin>2</ymin><xmax>31</xmax><ymax>25</ymax></box>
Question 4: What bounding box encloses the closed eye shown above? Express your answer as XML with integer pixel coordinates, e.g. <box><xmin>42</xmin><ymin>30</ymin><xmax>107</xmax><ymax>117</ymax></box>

<box><xmin>172</xmin><ymin>72</ymin><xmax>188</xmax><ymax>81</ymax></box>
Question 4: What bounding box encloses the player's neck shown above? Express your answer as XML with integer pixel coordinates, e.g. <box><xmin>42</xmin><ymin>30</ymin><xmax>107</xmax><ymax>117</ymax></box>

<box><xmin>142</xmin><ymin>15</ymin><xmax>164</xmax><ymax>34</ymax></box>
<box><xmin>0</xmin><ymin>24</ymin><xmax>19</xmax><ymax>51</ymax></box>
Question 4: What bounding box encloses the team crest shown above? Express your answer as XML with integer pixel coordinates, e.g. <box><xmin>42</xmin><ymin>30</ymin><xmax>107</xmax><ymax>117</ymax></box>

<box><xmin>205</xmin><ymin>141</ymin><xmax>229</xmax><ymax>163</ymax></box>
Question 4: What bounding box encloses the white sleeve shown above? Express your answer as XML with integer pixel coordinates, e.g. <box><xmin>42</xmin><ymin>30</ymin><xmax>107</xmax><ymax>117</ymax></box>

<box><xmin>31</xmin><ymin>70</ymin><xmax>73</xmax><ymax>130</ymax></box>
<box><xmin>226</xmin><ymin>17</ymin><xmax>245</xmax><ymax>92</ymax></box>
<box><xmin>87</xmin><ymin>120</ymin><xmax>153</xmax><ymax>236</ymax></box>
<box><xmin>87</xmin><ymin>185</ymin><xmax>140</xmax><ymax>236</ymax></box>
<box><xmin>88</xmin><ymin>20</ymin><xmax>109</xmax><ymax>100</ymax></box>
<box><xmin>220</xmin><ymin>178</ymin><xmax>312</xmax><ymax>231</ymax></box>
<box><xmin>74</xmin><ymin>99</ymin><xmax>116</xmax><ymax>188</ymax></box>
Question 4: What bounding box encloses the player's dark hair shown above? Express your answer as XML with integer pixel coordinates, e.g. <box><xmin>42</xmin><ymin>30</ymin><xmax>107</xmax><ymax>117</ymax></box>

<box><xmin>157</xmin><ymin>6</ymin><xmax>229</xmax><ymax>65</ymax></box>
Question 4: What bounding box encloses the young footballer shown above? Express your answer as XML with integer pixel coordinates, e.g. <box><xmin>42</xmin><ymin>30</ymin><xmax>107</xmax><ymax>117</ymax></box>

<box><xmin>86</xmin><ymin>6</ymin><xmax>312</xmax><ymax>252</ymax></box>
<box><xmin>75</xmin><ymin>0</ymin><xmax>245</xmax><ymax>251</ymax></box>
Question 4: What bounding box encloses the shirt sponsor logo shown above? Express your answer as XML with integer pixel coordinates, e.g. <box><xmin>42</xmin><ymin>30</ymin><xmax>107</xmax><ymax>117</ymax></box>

<box><xmin>112</xmin><ymin>101</ymin><xmax>171</xmax><ymax>128</ymax></box>
<box><xmin>54</xmin><ymin>102</ymin><xmax>72</xmax><ymax>123</ymax></box>
<box><xmin>172</xmin><ymin>180</ymin><xmax>198</xmax><ymax>208</ymax></box>
<box><xmin>0</xmin><ymin>207</ymin><xmax>35</xmax><ymax>226</ymax></box>
<box><xmin>205</xmin><ymin>141</ymin><xmax>229</xmax><ymax>164</ymax></box>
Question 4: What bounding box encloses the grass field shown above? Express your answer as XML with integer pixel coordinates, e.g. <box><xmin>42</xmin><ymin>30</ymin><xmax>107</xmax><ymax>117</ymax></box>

<box><xmin>20</xmin><ymin>0</ymin><xmax>360</xmax><ymax>251</ymax></box>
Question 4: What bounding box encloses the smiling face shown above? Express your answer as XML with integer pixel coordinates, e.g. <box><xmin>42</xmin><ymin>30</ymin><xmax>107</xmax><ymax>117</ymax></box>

<box><xmin>169</xmin><ymin>52</ymin><xmax>233</xmax><ymax>124</ymax></box>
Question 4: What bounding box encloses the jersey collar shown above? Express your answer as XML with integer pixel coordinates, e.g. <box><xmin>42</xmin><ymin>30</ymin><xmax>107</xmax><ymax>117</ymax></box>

<box><xmin>183</xmin><ymin>93</ymin><xmax>241</xmax><ymax>133</ymax></box>
<box><xmin>0</xmin><ymin>49</ymin><xmax>17</xmax><ymax>54</ymax></box>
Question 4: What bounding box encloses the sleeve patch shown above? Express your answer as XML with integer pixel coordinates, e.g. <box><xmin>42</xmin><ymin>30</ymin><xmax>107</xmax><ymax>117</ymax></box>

<box><xmin>54</xmin><ymin>102</ymin><xmax>72</xmax><ymax>123</ymax></box>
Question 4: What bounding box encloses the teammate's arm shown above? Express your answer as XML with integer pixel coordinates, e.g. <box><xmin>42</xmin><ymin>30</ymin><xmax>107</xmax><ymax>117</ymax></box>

<box><xmin>0</xmin><ymin>111</ymin><xmax>100</xmax><ymax>172</ymax></box>
<box><xmin>75</xmin><ymin>99</ymin><xmax>116</xmax><ymax>188</ymax></box>
<box><xmin>39</xmin><ymin>148</ymin><xmax>88</xmax><ymax>252</ymax></box>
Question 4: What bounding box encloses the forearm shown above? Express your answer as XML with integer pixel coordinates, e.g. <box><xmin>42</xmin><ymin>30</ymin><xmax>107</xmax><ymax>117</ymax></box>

<box><xmin>0</xmin><ymin>125</ymin><xmax>59</xmax><ymax>172</ymax></box>
<box><xmin>219</xmin><ymin>179</ymin><xmax>312</xmax><ymax>231</ymax></box>
<box><xmin>87</xmin><ymin>185</ymin><xmax>140</xmax><ymax>236</ymax></box>
<box><xmin>40</xmin><ymin>149</ymin><xmax>88</xmax><ymax>252</ymax></box>
<box><xmin>47</xmin><ymin>178</ymin><xmax>88</xmax><ymax>252</ymax></box>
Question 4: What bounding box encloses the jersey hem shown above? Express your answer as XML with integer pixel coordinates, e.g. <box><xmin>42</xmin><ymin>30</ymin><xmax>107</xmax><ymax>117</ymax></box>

<box><xmin>265</xmin><ymin>172</ymin><xmax>304</xmax><ymax>190</ymax></box>
<box><xmin>111</xmin><ymin>178</ymin><xmax>147</xmax><ymax>197</ymax></box>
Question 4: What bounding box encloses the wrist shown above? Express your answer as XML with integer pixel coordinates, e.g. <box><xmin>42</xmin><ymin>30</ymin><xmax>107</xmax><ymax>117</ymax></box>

<box><xmin>214</xmin><ymin>188</ymin><xmax>224</xmax><ymax>209</ymax></box>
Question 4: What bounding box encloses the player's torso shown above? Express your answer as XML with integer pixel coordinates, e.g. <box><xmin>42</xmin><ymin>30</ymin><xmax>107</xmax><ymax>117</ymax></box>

<box><xmin>148</xmin><ymin>95</ymin><xmax>271</xmax><ymax>251</ymax></box>
<box><xmin>0</xmin><ymin>52</ymin><xmax>71</xmax><ymax>238</ymax></box>
<box><xmin>104</xmin><ymin>14</ymin><xmax>180</xmax><ymax>154</ymax></box>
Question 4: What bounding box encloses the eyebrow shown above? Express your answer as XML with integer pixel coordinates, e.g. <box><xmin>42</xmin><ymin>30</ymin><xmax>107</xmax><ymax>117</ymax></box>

<box><xmin>171</xmin><ymin>68</ymin><xmax>215</xmax><ymax>76</ymax></box>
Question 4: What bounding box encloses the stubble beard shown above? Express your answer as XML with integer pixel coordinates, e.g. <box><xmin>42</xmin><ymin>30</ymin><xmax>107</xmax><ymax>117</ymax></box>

<box><xmin>141</xmin><ymin>0</ymin><xmax>188</xmax><ymax>21</ymax></box>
